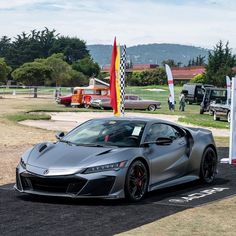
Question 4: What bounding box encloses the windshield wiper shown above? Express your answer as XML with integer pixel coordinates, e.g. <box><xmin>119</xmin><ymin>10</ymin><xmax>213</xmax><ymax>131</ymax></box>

<box><xmin>77</xmin><ymin>143</ymin><xmax>118</xmax><ymax>148</ymax></box>
<box><xmin>78</xmin><ymin>143</ymin><xmax>106</xmax><ymax>147</ymax></box>
<box><xmin>59</xmin><ymin>140</ymin><xmax>75</xmax><ymax>145</ymax></box>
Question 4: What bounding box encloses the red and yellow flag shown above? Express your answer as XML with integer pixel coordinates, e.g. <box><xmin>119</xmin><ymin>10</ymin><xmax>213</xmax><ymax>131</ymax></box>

<box><xmin>110</xmin><ymin>37</ymin><xmax>121</xmax><ymax>116</ymax></box>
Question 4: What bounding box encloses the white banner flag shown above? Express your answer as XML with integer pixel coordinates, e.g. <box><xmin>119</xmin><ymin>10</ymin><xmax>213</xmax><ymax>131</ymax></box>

<box><xmin>165</xmin><ymin>64</ymin><xmax>175</xmax><ymax>105</ymax></box>
<box><xmin>226</xmin><ymin>76</ymin><xmax>231</xmax><ymax>103</ymax></box>
<box><xmin>229</xmin><ymin>77</ymin><xmax>236</xmax><ymax>164</ymax></box>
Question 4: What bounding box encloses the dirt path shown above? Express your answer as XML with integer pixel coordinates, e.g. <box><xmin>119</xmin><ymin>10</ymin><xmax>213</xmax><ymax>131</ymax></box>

<box><xmin>19</xmin><ymin>112</ymin><xmax>230</xmax><ymax>137</ymax></box>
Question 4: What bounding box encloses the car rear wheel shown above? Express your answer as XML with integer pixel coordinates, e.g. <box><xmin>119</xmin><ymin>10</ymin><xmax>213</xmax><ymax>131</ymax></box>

<box><xmin>227</xmin><ymin>111</ymin><xmax>231</xmax><ymax>123</ymax></box>
<box><xmin>125</xmin><ymin>160</ymin><xmax>148</xmax><ymax>202</ymax></box>
<box><xmin>148</xmin><ymin>104</ymin><xmax>156</xmax><ymax>111</ymax></box>
<box><xmin>200</xmin><ymin>147</ymin><xmax>217</xmax><ymax>184</ymax></box>
<box><xmin>84</xmin><ymin>104</ymin><xmax>90</xmax><ymax>109</ymax></box>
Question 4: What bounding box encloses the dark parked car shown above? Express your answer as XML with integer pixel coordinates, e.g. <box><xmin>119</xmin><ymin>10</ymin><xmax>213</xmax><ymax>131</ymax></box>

<box><xmin>182</xmin><ymin>83</ymin><xmax>213</xmax><ymax>104</ymax></box>
<box><xmin>91</xmin><ymin>95</ymin><xmax>161</xmax><ymax>111</ymax></box>
<box><xmin>200</xmin><ymin>87</ymin><xmax>227</xmax><ymax>114</ymax></box>
<box><xmin>15</xmin><ymin>117</ymin><xmax>218</xmax><ymax>202</ymax></box>
<box><xmin>209</xmin><ymin>101</ymin><xmax>231</xmax><ymax>122</ymax></box>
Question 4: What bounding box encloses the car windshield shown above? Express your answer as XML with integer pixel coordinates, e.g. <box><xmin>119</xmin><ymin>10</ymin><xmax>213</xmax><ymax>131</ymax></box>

<box><xmin>62</xmin><ymin>120</ymin><xmax>146</xmax><ymax>147</ymax></box>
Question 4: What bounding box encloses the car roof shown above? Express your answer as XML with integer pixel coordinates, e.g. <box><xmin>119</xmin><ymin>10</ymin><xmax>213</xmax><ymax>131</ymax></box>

<box><xmin>88</xmin><ymin>116</ymin><xmax>173</xmax><ymax>124</ymax></box>
<box><xmin>206</xmin><ymin>87</ymin><xmax>226</xmax><ymax>91</ymax></box>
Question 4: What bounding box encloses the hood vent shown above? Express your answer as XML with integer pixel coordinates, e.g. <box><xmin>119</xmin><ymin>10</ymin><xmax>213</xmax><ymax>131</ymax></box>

<box><xmin>38</xmin><ymin>144</ymin><xmax>48</xmax><ymax>153</ymax></box>
<box><xmin>96</xmin><ymin>149</ymin><xmax>112</xmax><ymax>156</ymax></box>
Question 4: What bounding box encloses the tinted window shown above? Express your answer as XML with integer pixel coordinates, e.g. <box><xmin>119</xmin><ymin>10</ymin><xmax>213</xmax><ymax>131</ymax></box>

<box><xmin>129</xmin><ymin>96</ymin><xmax>139</xmax><ymax>100</ymax></box>
<box><xmin>145</xmin><ymin>123</ymin><xmax>184</xmax><ymax>142</ymax></box>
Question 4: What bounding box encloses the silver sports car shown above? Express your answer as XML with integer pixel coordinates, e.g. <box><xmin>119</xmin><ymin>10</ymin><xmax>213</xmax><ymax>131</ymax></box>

<box><xmin>15</xmin><ymin>118</ymin><xmax>218</xmax><ymax>201</ymax></box>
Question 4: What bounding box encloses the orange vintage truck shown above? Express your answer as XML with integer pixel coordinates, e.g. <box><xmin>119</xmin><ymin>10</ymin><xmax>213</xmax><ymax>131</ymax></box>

<box><xmin>71</xmin><ymin>78</ymin><xmax>110</xmax><ymax>108</ymax></box>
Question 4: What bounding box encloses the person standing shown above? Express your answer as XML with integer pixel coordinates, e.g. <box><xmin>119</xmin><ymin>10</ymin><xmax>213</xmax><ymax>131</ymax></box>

<box><xmin>168</xmin><ymin>94</ymin><xmax>174</xmax><ymax>111</ymax></box>
<box><xmin>179</xmin><ymin>91</ymin><xmax>186</xmax><ymax>111</ymax></box>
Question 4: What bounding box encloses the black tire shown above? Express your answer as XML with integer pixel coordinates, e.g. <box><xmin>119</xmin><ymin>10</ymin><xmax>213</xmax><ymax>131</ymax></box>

<box><xmin>200</xmin><ymin>147</ymin><xmax>217</xmax><ymax>184</ymax></box>
<box><xmin>200</xmin><ymin>108</ymin><xmax>204</xmax><ymax>114</ymax></box>
<box><xmin>227</xmin><ymin>111</ymin><xmax>231</xmax><ymax>123</ymax></box>
<box><xmin>125</xmin><ymin>160</ymin><xmax>148</xmax><ymax>202</ymax></box>
<box><xmin>148</xmin><ymin>104</ymin><xmax>156</xmax><ymax>111</ymax></box>
<box><xmin>84</xmin><ymin>104</ymin><xmax>90</xmax><ymax>109</ymax></box>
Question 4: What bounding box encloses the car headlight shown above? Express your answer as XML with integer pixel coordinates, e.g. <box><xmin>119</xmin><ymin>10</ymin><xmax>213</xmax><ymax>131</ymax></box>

<box><xmin>83</xmin><ymin>161</ymin><xmax>127</xmax><ymax>174</ymax></box>
<box><xmin>20</xmin><ymin>158</ymin><xmax>27</xmax><ymax>169</ymax></box>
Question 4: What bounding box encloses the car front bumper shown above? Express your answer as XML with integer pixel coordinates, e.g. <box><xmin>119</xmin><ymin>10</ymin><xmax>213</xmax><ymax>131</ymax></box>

<box><xmin>15</xmin><ymin>166</ymin><xmax>126</xmax><ymax>199</ymax></box>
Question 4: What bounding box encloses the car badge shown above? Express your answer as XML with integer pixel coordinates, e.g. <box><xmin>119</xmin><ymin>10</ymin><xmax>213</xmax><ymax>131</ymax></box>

<box><xmin>43</xmin><ymin>169</ymin><xmax>49</xmax><ymax>175</ymax></box>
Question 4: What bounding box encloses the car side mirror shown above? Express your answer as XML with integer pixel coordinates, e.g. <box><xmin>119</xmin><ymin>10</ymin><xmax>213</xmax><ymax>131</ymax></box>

<box><xmin>55</xmin><ymin>132</ymin><xmax>65</xmax><ymax>140</ymax></box>
<box><xmin>156</xmin><ymin>137</ymin><xmax>173</xmax><ymax>145</ymax></box>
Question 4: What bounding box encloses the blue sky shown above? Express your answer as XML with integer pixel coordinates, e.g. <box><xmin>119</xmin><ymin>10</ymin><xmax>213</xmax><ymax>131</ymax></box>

<box><xmin>0</xmin><ymin>0</ymin><xmax>236</xmax><ymax>50</ymax></box>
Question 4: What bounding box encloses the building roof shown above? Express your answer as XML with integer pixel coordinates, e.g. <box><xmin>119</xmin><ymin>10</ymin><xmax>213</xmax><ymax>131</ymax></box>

<box><xmin>172</xmin><ymin>66</ymin><xmax>205</xmax><ymax>79</ymax></box>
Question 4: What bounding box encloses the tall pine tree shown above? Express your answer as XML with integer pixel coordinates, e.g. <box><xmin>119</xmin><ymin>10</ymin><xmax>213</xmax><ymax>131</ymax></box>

<box><xmin>204</xmin><ymin>41</ymin><xmax>236</xmax><ymax>87</ymax></box>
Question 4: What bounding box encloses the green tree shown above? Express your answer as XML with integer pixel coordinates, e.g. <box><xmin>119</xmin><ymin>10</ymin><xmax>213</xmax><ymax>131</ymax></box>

<box><xmin>4</xmin><ymin>28</ymin><xmax>58</xmax><ymax>69</ymax></box>
<box><xmin>162</xmin><ymin>59</ymin><xmax>181</xmax><ymax>67</ymax></box>
<box><xmin>190</xmin><ymin>73</ymin><xmax>206</xmax><ymax>83</ymax></box>
<box><xmin>11</xmin><ymin>61</ymin><xmax>52</xmax><ymax>86</ymax></box>
<box><xmin>0</xmin><ymin>58</ymin><xmax>12</xmax><ymax>84</ymax></box>
<box><xmin>128</xmin><ymin>68</ymin><xmax>167</xmax><ymax>86</ymax></box>
<box><xmin>204</xmin><ymin>41</ymin><xmax>236</xmax><ymax>87</ymax></box>
<box><xmin>42</xmin><ymin>53</ymin><xmax>72</xmax><ymax>86</ymax></box>
<box><xmin>65</xmin><ymin>70</ymin><xmax>88</xmax><ymax>87</ymax></box>
<box><xmin>50</xmin><ymin>36</ymin><xmax>89</xmax><ymax>64</ymax></box>
<box><xmin>0</xmin><ymin>36</ymin><xmax>11</xmax><ymax>59</ymax></box>
<box><xmin>72</xmin><ymin>57</ymin><xmax>100</xmax><ymax>77</ymax></box>
<box><xmin>188</xmin><ymin>55</ymin><xmax>205</xmax><ymax>67</ymax></box>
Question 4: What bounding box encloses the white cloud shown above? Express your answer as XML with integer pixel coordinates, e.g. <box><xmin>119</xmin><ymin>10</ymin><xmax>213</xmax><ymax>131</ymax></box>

<box><xmin>0</xmin><ymin>0</ymin><xmax>235</xmax><ymax>49</ymax></box>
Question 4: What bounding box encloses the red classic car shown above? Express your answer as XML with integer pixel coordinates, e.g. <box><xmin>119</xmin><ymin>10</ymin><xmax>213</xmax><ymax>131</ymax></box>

<box><xmin>56</xmin><ymin>94</ymin><xmax>72</xmax><ymax>106</ymax></box>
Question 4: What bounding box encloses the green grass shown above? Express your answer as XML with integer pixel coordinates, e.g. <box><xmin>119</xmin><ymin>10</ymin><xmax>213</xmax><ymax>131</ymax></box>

<box><xmin>6</xmin><ymin>113</ymin><xmax>51</xmax><ymax>122</ymax></box>
<box><xmin>178</xmin><ymin>114</ymin><xmax>230</xmax><ymax>129</ymax></box>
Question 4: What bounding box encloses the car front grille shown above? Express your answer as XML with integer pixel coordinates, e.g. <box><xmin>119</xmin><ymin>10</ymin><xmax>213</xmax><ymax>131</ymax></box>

<box><xmin>20</xmin><ymin>173</ymin><xmax>87</xmax><ymax>194</ymax></box>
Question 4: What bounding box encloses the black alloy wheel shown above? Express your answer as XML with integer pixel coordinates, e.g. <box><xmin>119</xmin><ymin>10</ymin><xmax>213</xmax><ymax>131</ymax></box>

<box><xmin>200</xmin><ymin>147</ymin><xmax>217</xmax><ymax>184</ymax></box>
<box><xmin>125</xmin><ymin>160</ymin><xmax>148</xmax><ymax>202</ymax></box>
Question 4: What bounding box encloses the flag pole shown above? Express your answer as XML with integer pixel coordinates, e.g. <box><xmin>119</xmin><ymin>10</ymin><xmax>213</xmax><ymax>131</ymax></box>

<box><xmin>119</xmin><ymin>45</ymin><xmax>127</xmax><ymax>117</ymax></box>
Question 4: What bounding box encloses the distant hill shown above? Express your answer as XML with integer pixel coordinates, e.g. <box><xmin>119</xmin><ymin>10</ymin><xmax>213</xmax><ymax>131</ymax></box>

<box><xmin>87</xmin><ymin>43</ymin><xmax>209</xmax><ymax>66</ymax></box>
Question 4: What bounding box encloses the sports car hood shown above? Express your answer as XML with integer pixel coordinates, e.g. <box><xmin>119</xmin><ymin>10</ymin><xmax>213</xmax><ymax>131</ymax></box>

<box><xmin>25</xmin><ymin>142</ymin><xmax>133</xmax><ymax>176</ymax></box>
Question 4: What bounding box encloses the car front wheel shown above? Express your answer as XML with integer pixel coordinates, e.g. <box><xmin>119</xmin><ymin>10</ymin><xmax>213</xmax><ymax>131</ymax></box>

<box><xmin>125</xmin><ymin>160</ymin><xmax>148</xmax><ymax>202</ymax></box>
<box><xmin>148</xmin><ymin>104</ymin><xmax>156</xmax><ymax>111</ymax></box>
<box><xmin>200</xmin><ymin>147</ymin><xmax>217</xmax><ymax>184</ymax></box>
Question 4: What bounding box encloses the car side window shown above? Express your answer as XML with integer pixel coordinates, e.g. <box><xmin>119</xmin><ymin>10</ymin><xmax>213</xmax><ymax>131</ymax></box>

<box><xmin>129</xmin><ymin>96</ymin><xmax>138</xmax><ymax>100</ymax></box>
<box><xmin>145</xmin><ymin>123</ymin><xmax>183</xmax><ymax>142</ymax></box>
